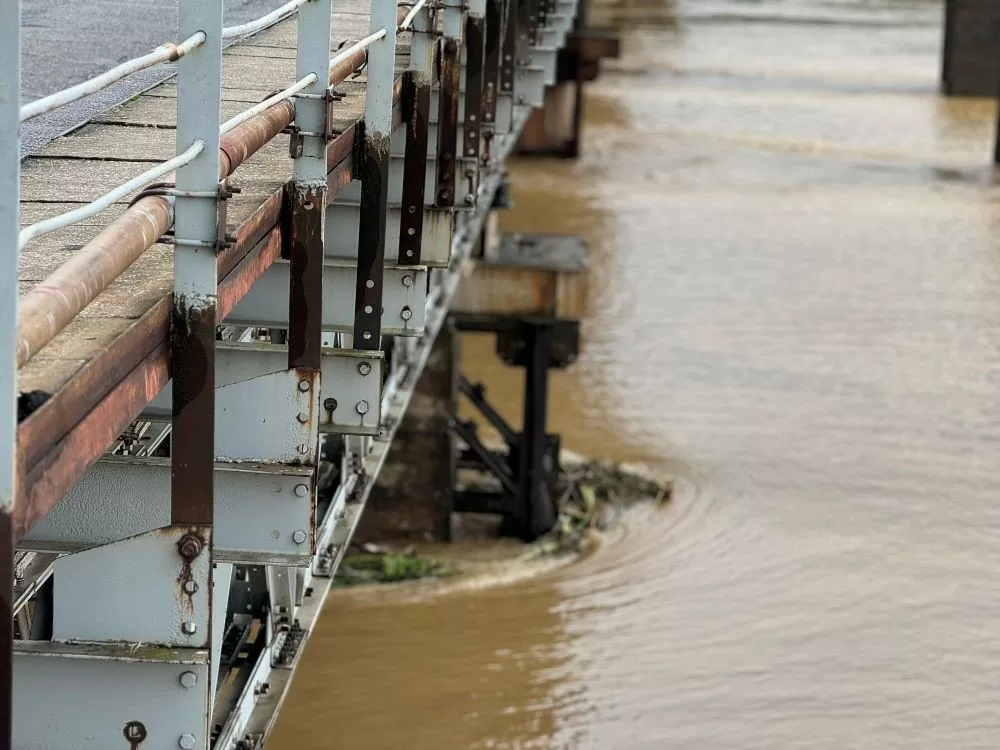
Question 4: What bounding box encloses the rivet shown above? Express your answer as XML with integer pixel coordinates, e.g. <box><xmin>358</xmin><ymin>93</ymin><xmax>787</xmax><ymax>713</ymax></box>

<box><xmin>179</xmin><ymin>734</ymin><xmax>197</xmax><ymax>750</ymax></box>
<box><xmin>324</xmin><ymin>397</ymin><xmax>337</xmax><ymax>411</ymax></box>
<box><xmin>298</xmin><ymin>379</ymin><xmax>310</xmax><ymax>392</ymax></box>
<box><xmin>366</xmin><ymin>279</ymin><xmax>375</xmax><ymax>289</ymax></box>
<box><xmin>465</xmin><ymin>194</ymin><xmax>475</xmax><ymax>205</ymax></box>
<box><xmin>297</xmin><ymin>443</ymin><xmax>310</xmax><ymax>454</ymax></box>
<box><xmin>183</xmin><ymin>580</ymin><xmax>199</xmax><ymax>595</ymax></box>
<box><xmin>182</xmin><ymin>622</ymin><xmax>197</xmax><ymax>635</ymax></box>
<box><xmin>179</xmin><ymin>671</ymin><xmax>197</xmax><ymax>689</ymax></box>
<box><xmin>294</xmin><ymin>483</ymin><xmax>309</xmax><ymax>497</ymax></box>
<box><xmin>292</xmin><ymin>530</ymin><xmax>307</xmax><ymax>545</ymax></box>
<box><xmin>357</xmin><ymin>361</ymin><xmax>372</xmax><ymax>376</ymax></box>
<box><xmin>364</xmin><ymin>304</ymin><xmax>374</xmax><ymax>314</ymax></box>
<box><xmin>356</xmin><ymin>401</ymin><xmax>370</xmax><ymax>415</ymax></box>
<box><xmin>296</xmin><ymin>412</ymin><xmax>309</xmax><ymax>423</ymax></box>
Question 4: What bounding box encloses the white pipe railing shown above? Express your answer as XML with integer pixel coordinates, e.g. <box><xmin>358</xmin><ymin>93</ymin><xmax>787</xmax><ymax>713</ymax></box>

<box><xmin>17</xmin><ymin>140</ymin><xmax>205</xmax><ymax>250</ymax></box>
<box><xmin>397</xmin><ymin>0</ymin><xmax>429</xmax><ymax>31</ymax></box>
<box><xmin>19</xmin><ymin>32</ymin><xmax>206</xmax><ymax>123</ymax></box>
<box><xmin>219</xmin><ymin>73</ymin><xmax>318</xmax><ymax>135</ymax></box>
<box><xmin>329</xmin><ymin>29</ymin><xmax>388</xmax><ymax>71</ymax></box>
<box><xmin>222</xmin><ymin>0</ymin><xmax>310</xmax><ymax>38</ymax></box>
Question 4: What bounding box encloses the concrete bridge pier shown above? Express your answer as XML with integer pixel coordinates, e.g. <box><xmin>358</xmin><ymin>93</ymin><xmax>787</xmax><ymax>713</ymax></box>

<box><xmin>941</xmin><ymin>0</ymin><xmax>1000</xmax><ymax>97</ymax></box>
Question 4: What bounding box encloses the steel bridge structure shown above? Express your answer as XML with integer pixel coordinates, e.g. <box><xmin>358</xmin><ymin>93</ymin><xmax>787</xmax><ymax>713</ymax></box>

<box><xmin>0</xmin><ymin>0</ymin><xmax>583</xmax><ymax>745</ymax></box>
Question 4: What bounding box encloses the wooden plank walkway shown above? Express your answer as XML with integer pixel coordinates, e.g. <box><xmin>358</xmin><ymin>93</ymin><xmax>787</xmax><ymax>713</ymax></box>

<box><xmin>17</xmin><ymin>0</ymin><xmax>409</xmax><ymax>399</ymax></box>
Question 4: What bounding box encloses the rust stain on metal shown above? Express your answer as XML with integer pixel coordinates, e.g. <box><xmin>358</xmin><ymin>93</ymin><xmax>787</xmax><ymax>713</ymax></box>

<box><xmin>18</xmin><ymin>296</ymin><xmax>170</xmax><ymax>473</ymax></box>
<box><xmin>288</xmin><ymin>185</ymin><xmax>325</xmax><ymax>371</ymax></box>
<box><xmin>16</xmin><ymin>195</ymin><xmax>172</xmax><ymax>370</ymax></box>
<box><xmin>216</xmin><ymin>190</ymin><xmax>283</xmax><ymax>278</ymax></box>
<box><xmin>219</xmin><ymin>100</ymin><xmax>295</xmax><ymax>177</ymax></box>
<box><xmin>436</xmin><ymin>39</ymin><xmax>460</xmax><ymax>207</ymax></box>
<box><xmin>16</xmin><ymin>344</ymin><xmax>169</xmax><ymax>541</ymax></box>
<box><xmin>170</xmin><ymin>296</ymin><xmax>216</xmax><ymax>528</ymax></box>
<box><xmin>399</xmin><ymin>72</ymin><xmax>430</xmax><ymax>264</ymax></box>
<box><xmin>123</xmin><ymin>720</ymin><xmax>147</xmax><ymax>748</ymax></box>
<box><xmin>174</xmin><ymin>528</ymin><xmax>208</xmax><ymax>616</ymax></box>
<box><xmin>217</xmin><ymin>227</ymin><xmax>282</xmax><ymax>320</ymax></box>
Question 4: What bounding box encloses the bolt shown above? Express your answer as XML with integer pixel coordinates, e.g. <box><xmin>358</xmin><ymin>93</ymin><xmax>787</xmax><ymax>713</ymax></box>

<box><xmin>188</xmin><ymin>307</ymin><xmax>203</xmax><ymax>323</ymax></box>
<box><xmin>296</xmin><ymin>412</ymin><xmax>309</xmax><ymax>423</ymax></box>
<box><xmin>292</xmin><ymin>530</ymin><xmax>307</xmax><ymax>545</ymax></box>
<box><xmin>183</xmin><ymin>580</ymin><xmax>199</xmax><ymax>595</ymax></box>
<box><xmin>179</xmin><ymin>734</ymin><xmax>197</xmax><ymax>750</ymax></box>
<box><xmin>401</xmin><ymin>275</ymin><xmax>414</xmax><ymax>287</ymax></box>
<box><xmin>465</xmin><ymin>194</ymin><xmax>475</xmax><ymax>205</ymax></box>
<box><xmin>446</xmin><ymin>39</ymin><xmax>457</xmax><ymax>52</ymax></box>
<box><xmin>356</xmin><ymin>401</ymin><xmax>370</xmax><ymax>416</ymax></box>
<box><xmin>182</xmin><ymin>622</ymin><xmax>198</xmax><ymax>636</ymax></box>
<box><xmin>180</xmin><ymin>671</ymin><xmax>198</xmax><ymax>689</ymax></box>
<box><xmin>177</xmin><ymin>534</ymin><xmax>203</xmax><ymax>561</ymax></box>
<box><xmin>400</xmin><ymin>306</ymin><xmax>413</xmax><ymax>321</ymax></box>
<box><xmin>294</xmin><ymin>483</ymin><xmax>309</xmax><ymax>497</ymax></box>
<box><xmin>357</xmin><ymin>361</ymin><xmax>372</xmax><ymax>376</ymax></box>
<box><xmin>298</xmin><ymin>379</ymin><xmax>311</xmax><ymax>392</ymax></box>
<box><xmin>324</xmin><ymin>397</ymin><xmax>338</xmax><ymax>411</ymax></box>
<box><xmin>297</xmin><ymin>443</ymin><xmax>310</xmax><ymax>454</ymax></box>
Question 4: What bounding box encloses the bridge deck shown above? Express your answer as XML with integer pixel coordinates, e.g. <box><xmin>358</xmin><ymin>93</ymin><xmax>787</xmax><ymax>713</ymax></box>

<box><xmin>17</xmin><ymin>1</ymin><xmax>405</xmax><ymax>398</ymax></box>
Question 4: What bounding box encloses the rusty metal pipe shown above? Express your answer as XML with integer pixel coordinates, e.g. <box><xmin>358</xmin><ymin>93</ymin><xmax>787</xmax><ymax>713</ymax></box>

<box><xmin>15</xmin><ymin>195</ymin><xmax>174</xmax><ymax>368</ymax></box>
<box><xmin>17</xmin><ymin>9</ymin><xmax>399</xmax><ymax>369</ymax></box>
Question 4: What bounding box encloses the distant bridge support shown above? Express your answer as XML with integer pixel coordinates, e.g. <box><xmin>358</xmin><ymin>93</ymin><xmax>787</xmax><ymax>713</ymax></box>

<box><xmin>941</xmin><ymin>0</ymin><xmax>1000</xmax><ymax>97</ymax></box>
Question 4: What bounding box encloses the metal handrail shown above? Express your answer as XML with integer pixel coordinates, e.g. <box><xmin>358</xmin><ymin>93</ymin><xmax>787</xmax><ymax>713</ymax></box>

<box><xmin>220</xmin><ymin>73</ymin><xmax>318</xmax><ymax>135</ymax></box>
<box><xmin>222</xmin><ymin>0</ymin><xmax>310</xmax><ymax>38</ymax></box>
<box><xmin>16</xmin><ymin>140</ymin><xmax>205</xmax><ymax>251</ymax></box>
<box><xmin>18</xmin><ymin>32</ymin><xmax>206</xmax><ymax>123</ymax></box>
<box><xmin>329</xmin><ymin>29</ymin><xmax>388</xmax><ymax>72</ymax></box>
<box><xmin>397</xmin><ymin>0</ymin><xmax>429</xmax><ymax>31</ymax></box>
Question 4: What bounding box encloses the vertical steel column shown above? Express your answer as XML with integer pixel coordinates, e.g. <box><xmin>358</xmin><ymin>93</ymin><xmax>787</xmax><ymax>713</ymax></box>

<box><xmin>482</xmin><ymin>0</ymin><xmax>502</xmax><ymax>134</ymax></box>
<box><xmin>173</xmin><ymin>0</ymin><xmax>223</xmax><ymax>531</ymax></box>
<box><xmin>398</xmin><ymin>6</ymin><xmax>433</xmax><ymax>264</ymax></box>
<box><xmin>290</xmin><ymin>0</ymin><xmax>333</xmax><ymax>369</ymax></box>
<box><xmin>354</xmin><ymin>0</ymin><xmax>398</xmax><ymax>348</ymax></box>
<box><xmin>435</xmin><ymin>0</ymin><xmax>463</xmax><ymax>207</ymax></box>
<box><xmin>463</xmin><ymin>11</ymin><xmax>486</xmax><ymax>163</ymax></box>
<box><xmin>519</xmin><ymin>323</ymin><xmax>556</xmax><ymax>541</ymax></box>
<box><xmin>500</xmin><ymin>0</ymin><xmax>517</xmax><ymax>100</ymax></box>
<box><xmin>0</xmin><ymin>4</ymin><xmax>19</xmax><ymax>748</ymax></box>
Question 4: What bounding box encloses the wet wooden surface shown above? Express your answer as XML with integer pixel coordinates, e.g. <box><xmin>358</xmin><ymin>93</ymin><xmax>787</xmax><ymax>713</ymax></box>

<box><xmin>17</xmin><ymin>0</ymin><xmax>411</xmax><ymax>397</ymax></box>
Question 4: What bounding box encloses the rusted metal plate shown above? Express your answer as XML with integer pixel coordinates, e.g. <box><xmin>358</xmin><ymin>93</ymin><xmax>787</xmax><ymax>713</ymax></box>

<box><xmin>436</xmin><ymin>38</ymin><xmax>460</xmax><ymax>207</ymax></box>
<box><xmin>463</xmin><ymin>15</ymin><xmax>485</xmax><ymax>162</ymax></box>
<box><xmin>288</xmin><ymin>185</ymin><xmax>325</xmax><ymax>371</ymax></box>
<box><xmin>399</xmin><ymin>71</ymin><xmax>430</xmax><ymax>264</ymax></box>
<box><xmin>354</xmin><ymin>127</ymin><xmax>390</xmax><ymax>349</ymax></box>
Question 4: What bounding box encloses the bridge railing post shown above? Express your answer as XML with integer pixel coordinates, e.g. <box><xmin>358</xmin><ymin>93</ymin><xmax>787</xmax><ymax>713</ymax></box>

<box><xmin>354</xmin><ymin>0</ymin><xmax>399</xmax><ymax>352</ymax></box>
<box><xmin>171</xmin><ymin>0</ymin><xmax>224</xmax><ymax>742</ymax></box>
<box><xmin>0</xmin><ymin>2</ymin><xmax>19</xmax><ymax>748</ymax></box>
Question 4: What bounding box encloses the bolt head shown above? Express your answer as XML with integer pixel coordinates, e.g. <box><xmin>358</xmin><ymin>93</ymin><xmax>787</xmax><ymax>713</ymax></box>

<box><xmin>182</xmin><ymin>622</ymin><xmax>197</xmax><ymax>636</ymax></box>
<box><xmin>357</xmin><ymin>361</ymin><xmax>372</xmax><ymax>376</ymax></box>
<box><xmin>177</xmin><ymin>534</ymin><xmax>204</xmax><ymax>561</ymax></box>
<box><xmin>324</xmin><ymin>397</ymin><xmax>338</xmax><ymax>411</ymax></box>
<box><xmin>179</xmin><ymin>734</ymin><xmax>197</xmax><ymax>750</ymax></box>
<box><xmin>179</xmin><ymin>671</ymin><xmax>198</xmax><ymax>689</ymax></box>
<box><xmin>355</xmin><ymin>400</ymin><xmax>370</xmax><ymax>416</ymax></box>
<box><xmin>183</xmin><ymin>580</ymin><xmax>199</xmax><ymax>595</ymax></box>
<box><xmin>298</xmin><ymin>379</ymin><xmax>311</xmax><ymax>392</ymax></box>
<box><xmin>294</xmin><ymin>483</ymin><xmax>309</xmax><ymax>497</ymax></box>
<box><xmin>296</xmin><ymin>412</ymin><xmax>309</xmax><ymax>424</ymax></box>
<box><xmin>465</xmin><ymin>194</ymin><xmax>475</xmax><ymax>205</ymax></box>
<box><xmin>401</xmin><ymin>275</ymin><xmax>414</xmax><ymax>287</ymax></box>
<box><xmin>292</xmin><ymin>530</ymin><xmax>307</xmax><ymax>545</ymax></box>
<box><xmin>400</xmin><ymin>307</ymin><xmax>413</xmax><ymax>321</ymax></box>
<box><xmin>297</xmin><ymin>443</ymin><xmax>310</xmax><ymax>454</ymax></box>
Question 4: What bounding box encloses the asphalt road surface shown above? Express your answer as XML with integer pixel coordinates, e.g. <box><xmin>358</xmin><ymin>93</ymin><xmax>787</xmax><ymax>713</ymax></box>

<box><xmin>19</xmin><ymin>0</ymin><xmax>281</xmax><ymax>155</ymax></box>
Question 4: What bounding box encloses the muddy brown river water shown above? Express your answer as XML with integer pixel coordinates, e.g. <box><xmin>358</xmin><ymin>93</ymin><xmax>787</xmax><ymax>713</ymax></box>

<box><xmin>272</xmin><ymin>1</ymin><xmax>1000</xmax><ymax>747</ymax></box>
